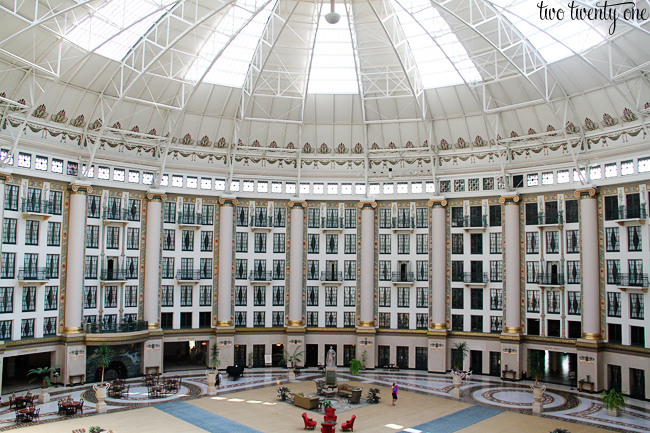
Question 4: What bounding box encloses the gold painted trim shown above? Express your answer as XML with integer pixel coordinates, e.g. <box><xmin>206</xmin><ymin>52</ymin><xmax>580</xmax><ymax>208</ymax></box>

<box><xmin>148</xmin><ymin>323</ymin><xmax>160</xmax><ymax>330</ymax></box>
<box><xmin>499</xmin><ymin>195</ymin><xmax>520</xmax><ymax>204</ymax></box>
<box><xmin>427</xmin><ymin>199</ymin><xmax>447</xmax><ymax>208</ymax></box>
<box><xmin>287</xmin><ymin>320</ymin><xmax>304</xmax><ymax>327</ymax></box>
<box><xmin>0</xmin><ymin>173</ymin><xmax>13</xmax><ymax>183</ymax></box>
<box><xmin>218</xmin><ymin>197</ymin><xmax>238</xmax><ymax>206</ymax></box>
<box><xmin>216</xmin><ymin>320</ymin><xmax>233</xmax><ymax>327</ymax></box>
<box><xmin>431</xmin><ymin>323</ymin><xmax>447</xmax><ymax>330</ymax></box>
<box><xmin>146</xmin><ymin>192</ymin><xmax>167</xmax><ymax>201</ymax></box>
<box><xmin>582</xmin><ymin>332</ymin><xmax>602</xmax><ymax>340</ymax></box>
<box><xmin>357</xmin><ymin>201</ymin><xmax>377</xmax><ymax>209</ymax></box>
<box><xmin>287</xmin><ymin>201</ymin><xmax>307</xmax><ymax>209</ymax></box>
<box><xmin>69</xmin><ymin>184</ymin><xmax>93</xmax><ymax>194</ymax></box>
<box><xmin>358</xmin><ymin>321</ymin><xmax>374</xmax><ymax>327</ymax></box>
<box><xmin>62</xmin><ymin>327</ymin><xmax>83</xmax><ymax>334</ymax></box>
<box><xmin>575</xmin><ymin>188</ymin><xmax>598</xmax><ymax>198</ymax></box>
<box><xmin>504</xmin><ymin>326</ymin><xmax>522</xmax><ymax>334</ymax></box>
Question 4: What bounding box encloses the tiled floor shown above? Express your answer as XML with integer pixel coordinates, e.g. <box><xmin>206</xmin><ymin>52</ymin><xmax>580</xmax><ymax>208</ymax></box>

<box><xmin>0</xmin><ymin>369</ymin><xmax>648</xmax><ymax>432</ymax></box>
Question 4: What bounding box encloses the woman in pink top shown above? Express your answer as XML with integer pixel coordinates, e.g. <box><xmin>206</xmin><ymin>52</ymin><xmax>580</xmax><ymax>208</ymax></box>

<box><xmin>392</xmin><ymin>383</ymin><xmax>398</xmax><ymax>406</ymax></box>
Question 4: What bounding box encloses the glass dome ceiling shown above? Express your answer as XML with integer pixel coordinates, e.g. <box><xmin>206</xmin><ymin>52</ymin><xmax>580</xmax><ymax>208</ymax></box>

<box><xmin>0</xmin><ymin>0</ymin><xmax>648</xmax><ymax>183</ymax></box>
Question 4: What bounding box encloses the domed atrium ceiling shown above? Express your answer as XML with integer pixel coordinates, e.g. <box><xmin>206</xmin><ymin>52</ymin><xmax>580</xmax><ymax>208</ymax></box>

<box><xmin>0</xmin><ymin>0</ymin><xmax>649</xmax><ymax>186</ymax></box>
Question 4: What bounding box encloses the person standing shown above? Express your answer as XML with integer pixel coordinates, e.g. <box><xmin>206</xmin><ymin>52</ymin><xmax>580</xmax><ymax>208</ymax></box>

<box><xmin>392</xmin><ymin>383</ymin><xmax>398</xmax><ymax>406</ymax></box>
<box><xmin>217</xmin><ymin>372</ymin><xmax>223</xmax><ymax>389</ymax></box>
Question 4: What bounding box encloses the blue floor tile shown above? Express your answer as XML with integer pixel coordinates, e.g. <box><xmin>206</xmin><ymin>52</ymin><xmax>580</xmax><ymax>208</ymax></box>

<box><xmin>405</xmin><ymin>405</ymin><xmax>502</xmax><ymax>433</ymax></box>
<box><xmin>155</xmin><ymin>400</ymin><xmax>262</xmax><ymax>433</ymax></box>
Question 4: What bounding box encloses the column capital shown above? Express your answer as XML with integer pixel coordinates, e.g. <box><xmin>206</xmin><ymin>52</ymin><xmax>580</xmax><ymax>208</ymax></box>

<box><xmin>218</xmin><ymin>196</ymin><xmax>238</xmax><ymax>206</ymax></box>
<box><xmin>575</xmin><ymin>187</ymin><xmax>598</xmax><ymax>199</ymax></box>
<box><xmin>68</xmin><ymin>181</ymin><xmax>93</xmax><ymax>194</ymax></box>
<box><xmin>0</xmin><ymin>171</ymin><xmax>13</xmax><ymax>183</ymax></box>
<box><xmin>146</xmin><ymin>189</ymin><xmax>167</xmax><ymax>201</ymax></box>
<box><xmin>427</xmin><ymin>197</ymin><xmax>447</xmax><ymax>208</ymax></box>
<box><xmin>499</xmin><ymin>194</ymin><xmax>520</xmax><ymax>204</ymax></box>
<box><xmin>357</xmin><ymin>200</ymin><xmax>377</xmax><ymax>209</ymax></box>
<box><xmin>287</xmin><ymin>200</ymin><xmax>307</xmax><ymax>209</ymax></box>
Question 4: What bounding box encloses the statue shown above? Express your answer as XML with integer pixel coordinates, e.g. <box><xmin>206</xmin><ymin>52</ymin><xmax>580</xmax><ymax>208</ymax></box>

<box><xmin>325</xmin><ymin>346</ymin><xmax>337</xmax><ymax>385</ymax></box>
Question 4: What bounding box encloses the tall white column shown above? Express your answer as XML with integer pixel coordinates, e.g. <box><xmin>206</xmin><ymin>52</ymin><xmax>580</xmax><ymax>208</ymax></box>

<box><xmin>144</xmin><ymin>191</ymin><xmax>165</xmax><ymax>328</ymax></box>
<box><xmin>577</xmin><ymin>188</ymin><xmax>601</xmax><ymax>339</ymax></box>
<box><xmin>429</xmin><ymin>199</ymin><xmax>447</xmax><ymax>329</ymax></box>
<box><xmin>502</xmin><ymin>195</ymin><xmax>521</xmax><ymax>333</ymax></box>
<box><xmin>0</xmin><ymin>173</ymin><xmax>10</xmax><ymax>269</ymax></box>
<box><xmin>64</xmin><ymin>182</ymin><xmax>92</xmax><ymax>333</ymax></box>
<box><xmin>288</xmin><ymin>201</ymin><xmax>306</xmax><ymax>326</ymax></box>
<box><xmin>359</xmin><ymin>201</ymin><xmax>376</xmax><ymax>326</ymax></box>
<box><xmin>217</xmin><ymin>198</ymin><xmax>236</xmax><ymax>327</ymax></box>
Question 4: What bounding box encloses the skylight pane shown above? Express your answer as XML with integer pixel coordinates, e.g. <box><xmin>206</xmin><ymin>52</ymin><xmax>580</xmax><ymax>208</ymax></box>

<box><xmin>392</xmin><ymin>0</ymin><xmax>481</xmax><ymax>88</ymax></box>
<box><xmin>308</xmin><ymin>5</ymin><xmax>358</xmax><ymax>94</ymax></box>
<box><xmin>66</xmin><ymin>0</ymin><xmax>174</xmax><ymax>61</ymax></box>
<box><xmin>490</xmin><ymin>0</ymin><xmax>605</xmax><ymax>63</ymax></box>
<box><xmin>187</xmin><ymin>0</ymin><xmax>277</xmax><ymax>87</ymax></box>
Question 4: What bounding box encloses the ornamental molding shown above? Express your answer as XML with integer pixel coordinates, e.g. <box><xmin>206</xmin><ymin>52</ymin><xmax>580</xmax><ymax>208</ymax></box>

<box><xmin>357</xmin><ymin>201</ymin><xmax>377</xmax><ymax>209</ymax></box>
<box><xmin>287</xmin><ymin>200</ymin><xmax>307</xmax><ymax>208</ymax></box>
<box><xmin>499</xmin><ymin>195</ymin><xmax>520</xmax><ymax>204</ymax></box>
<box><xmin>427</xmin><ymin>198</ymin><xmax>447</xmax><ymax>208</ymax></box>
<box><xmin>574</xmin><ymin>188</ymin><xmax>598</xmax><ymax>198</ymax></box>
<box><xmin>146</xmin><ymin>191</ymin><xmax>167</xmax><ymax>201</ymax></box>
<box><xmin>218</xmin><ymin>197</ymin><xmax>238</xmax><ymax>206</ymax></box>
<box><xmin>69</xmin><ymin>184</ymin><xmax>93</xmax><ymax>194</ymax></box>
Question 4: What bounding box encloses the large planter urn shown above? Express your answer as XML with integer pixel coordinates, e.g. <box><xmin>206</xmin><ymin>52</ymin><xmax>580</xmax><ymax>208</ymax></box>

<box><xmin>94</xmin><ymin>383</ymin><xmax>108</xmax><ymax>413</ymax></box>
<box><xmin>287</xmin><ymin>369</ymin><xmax>296</xmax><ymax>382</ymax></box>
<box><xmin>38</xmin><ymin>388</ymin><xmax>50</xmax><ymax>404</ymax></box>
<box><xmin>206</xmin><ymin>371</ymin><xmax>217</xmax><ymax>396</ymax></box>
<box><xmin>531</xmin><ymin>384</ymin><xmax>546</xmax><ymax>414</ymax></box>
<box><xmin>452</xmin><ymin>373</ymin><xmax>462</xmax><ymax>399</ymax></box>
<box><xmin>607</xmin><ymin>407</ymin><xmax>620</xmax><ymax>417</ymax></box>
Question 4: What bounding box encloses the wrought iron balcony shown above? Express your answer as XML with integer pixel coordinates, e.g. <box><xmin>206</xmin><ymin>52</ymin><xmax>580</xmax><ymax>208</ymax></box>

<box><xmin>102</xmin><ymin>207</ymin><xmax>138</xmax><ymax>222</ymax></box>
<box><xmin>537</xmin><ymin>273</ymin><xmax>565</xmax><ymax>285</ymax></box>
<box><xmin>463</xmin><ymin>272</ymin><xmax>488</xmax><ymax>284</ymax></box>
<box><xmin>392</xmin><ymin>271</ymin><xmax>414</xmax><ymax>283</ymax></box>
<box><xmin>322</xmin><ymin>217</ymin><xmax>343</xmax><ymax>229</ymax></box>
<box><xmin>100</xmin><ymin>269</ymin><xmax>127</xmax><ymax>281</ymax></box>
<box><xmin>251</xmin><ymin>216</ymin><xmax>272</xmax><ymax>228</ymax></box>
<box><xmin>83</xmin><ymin>320</ymin><xmax>148</xmax><ymax>334</ymax></box>
<box><xmin>18</xmin><ymin>267</ymin><xmax>51</xmax><ymax>280</ymax></box>
<box><xmin>178</xmin><ymin>212</ymin><xmax>202</xmax><ymax>225</ymax></box>
<box><xmin>612</xmin><ymin>273</ymin><xmax>649</xmax><ymax>287</ymax></box>
<box><xmin>321</xmin><ymin>271</ymin><xmax>343</xmax><ymax>282</ymax></box>
<box><xmin>176</xmin><ymin>269</ymin><xmax>201</xmax><ymax>280</ymax></box>
<box><xmin>391</xmin><ymin>217</ymin><xmax>415</xmax><ymax>229</ymax></box>
<box><xmin>248</xmin><ymin>270</ymin><xmax>273</xmax><ymax>281</ymax></box>
<box><xmin>536</xmin><ymin>212</ymin><xmax>564</xmax><ymax>225</ymax></box>
<box><xmin>615</xmin><ymin>205</ymin><xmax>647</xmax><ymax>221</ymax></box>
<box><xmin>20</xmin><ymin>199</ymin><xmax>57</xmax><ymax>215</ymax></box>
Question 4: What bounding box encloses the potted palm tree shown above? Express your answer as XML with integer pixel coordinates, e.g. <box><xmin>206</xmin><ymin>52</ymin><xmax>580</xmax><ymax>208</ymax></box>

<box><xmin>451</xmin><ymin>342</ymin><xmax>468</xmax><ymax>397</ymax></box>
<box><xmin>92</xmin><ymin>344</ymin><xmax>114</xmax><ymax>413</ymax></box>
<box><xmin>27</xmin><ymin>365</ymin><xmax>60</xmax><ymax>403</ymax></box>
<box><xmin>206</xmin><ymin>343</ymin><xmax>220</xmax><ymax>396</ymax></box>
<box><xmin>601</xmin><ymin>389</ymin><xmax>626</xmax><ymax>417</ymax></box>
<box><xmin>528</xmin><ymin>349</ymin><xmax>546</xmax><ymax>414</ymax></box>
<box><xmin>280</xmin><ymin>346</ymin><xmax>305</xmax><ymax>381</ymax></box>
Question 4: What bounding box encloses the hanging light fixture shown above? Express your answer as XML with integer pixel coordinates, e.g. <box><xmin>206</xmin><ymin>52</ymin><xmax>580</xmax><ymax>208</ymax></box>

<box><xmin>325</xmin><ymin>0</ymin><xmax>340</xmax><ymax>24</ymax></box>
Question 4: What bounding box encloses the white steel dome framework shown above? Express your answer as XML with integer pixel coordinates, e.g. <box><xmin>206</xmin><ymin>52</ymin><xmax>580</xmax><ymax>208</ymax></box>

<box><xmin>0</xmin><ymin>0</ymin><xmax>650</xmax><ymax>186</ymax></box>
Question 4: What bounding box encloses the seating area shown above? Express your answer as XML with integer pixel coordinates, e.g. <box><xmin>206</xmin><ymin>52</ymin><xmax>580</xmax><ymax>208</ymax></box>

<box><xmin>145</xmin><ymin>375</ymin><xmax>182</xmax><ymax>398</ymax></box>
<box><xmin>108</xmin><ymin>379</ymin><xmax>130</xmax><ymax>398</ymax></box>
<box><xmin>58</xmin><ymin>396</ymin><xmax>84</xmax><ymax>416</ymax></box>
<box><xmin>293</xmin><ymin>393</ymin><xmax>320</xmax><ymax>410</ymax></box>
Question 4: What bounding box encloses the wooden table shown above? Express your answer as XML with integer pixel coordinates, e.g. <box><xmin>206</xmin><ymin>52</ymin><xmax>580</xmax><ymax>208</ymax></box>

<box><xmin>61</xmin><ymin>400</ymin><xmax>82</xmax><ymax>415</ymax></box>
<box><xmin>322</xmin><ymin>390</ymin><xmax>336</xmax><ymax>399</ymax></box>
<box><xmin>18</xmin><ymin>407</ymin><xmax>35</xmax><ymax>422</ymax></box>
<box><xmin>320</xmin><ymin>421</ymin><xmax>336</xmax><ymax>433</ymax></box>
<box><xmin>578</xmin><ymin>380</ymin><xmax>595</xmax><ymax>393</ymax></box>
<box><xmin>501</xmin><ymin>369</ymin><xmax>517</xmax><ymax>381</ymax></box>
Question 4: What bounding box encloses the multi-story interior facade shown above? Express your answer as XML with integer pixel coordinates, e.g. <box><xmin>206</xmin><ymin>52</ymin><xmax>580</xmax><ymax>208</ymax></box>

<box><xmin>0</xmin><ymin>0</ymin><xmax>649</xmax><ymax>406</ymax></box>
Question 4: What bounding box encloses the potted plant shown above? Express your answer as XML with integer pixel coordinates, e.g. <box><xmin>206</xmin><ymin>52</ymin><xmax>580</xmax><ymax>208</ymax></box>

<box><xmin>247</xmin><ymin>352</ymin><xmax>254</xmax><ymax>368</ymax></box>
<box><xmin>92</xmin><ymin>344</ymin><xmax>114</xmax><ymax>413</ymax></box>
<box><xmin>601</xmin><ymin>389</ymin><xmax>626</xmax><ymax>417</ymax></box>
<box><xmin>366</xmin><ymin>388</ymin><xmax>381</xmax><ymax>404</ymax></box>
<box><xmin>277</xmin><ymin>386</ymin><xmax>291</xmax><ymax>401</ymax></box>
<box><xmin>280</xmin><ymin>346</ymin><xmax>305</xmax><ymax>381</ymax></box>
<box><xmin>322</xmin><ymin>399</ymin><xmax>337</xmax><ymax>421</ymax></box>
<box><xmin>349</xmin><ymin>359</ymin><xmax>362</xmax><ymax>376</ymax></box>
<box><xmin>205</xmin><ymin>343</ymin><xmax>220</xmax><ymax>395</ymax></box>
<box><xmin>89</xmin><ymin>427</ymin><xmax>104</xmax><ymax>433</ymax></box>
<box><xmin>528</xmin><ymin>349</ymin><xmax>546</xmax><ymax>414</ymax></box>
<box><xmin>27</xmin><ymin>365</ymin><xmax>60</xmax><ymax>403</ymax></box>
<box><xmin>361</xmin><ymin>350</ymin><xmax>368</xmax><ymax>370</ymax></box>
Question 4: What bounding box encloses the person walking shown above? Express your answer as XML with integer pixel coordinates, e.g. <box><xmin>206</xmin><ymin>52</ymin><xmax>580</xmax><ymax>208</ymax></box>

<box><xmin>391</xmin><ymin>383</ymin><xmax>398</xmax><ymax>406</ymax></box>
<box><xmin>217</xmin><ymin>372</ymin><xmax>223</xmax><ymax>389</ymax></box>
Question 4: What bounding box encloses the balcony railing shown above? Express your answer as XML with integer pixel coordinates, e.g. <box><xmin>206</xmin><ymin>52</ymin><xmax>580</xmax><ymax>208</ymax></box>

<box><xmin>536</xmin><ymin>212</ymin><xmax>564</xmax><ymax>225</ymax></box>
<box><xmin>463</xmin><ymin>272</ymin><xmax>488</xmax><ymax>283</ymax></box>
<box><xmin>18</xmin><ymin>267</ymin><xmax>51</xmax><ymax>280</ymax></box>
<box><xmin>248</xmin><ymin>270</ymin><xmax>273</xmax><ymax>281</ymax></box>
<box><xmin>83</xmin><ymin>320</ymin><xmax>148</xmax><ymax>334</ymax></box>
<box><xmin>616</xmin><ymin>205</ymin><xmax>647</xmax><ymax>220</ymax></box>
<box><xmin>451</xmin><ymin>215</ymin><xmax>487</xmax><ymax>228</ymax></box>
<box><xmin>100</xmin><ymin>269</ymin><xmax>127</xmax><ymax>281</ymax></box>
<box><xmin>537</xmin><ymin>273</ymin><xmax>565</xmax><ymax>285</ymax></box>
<box><xmin>178</xmin><ymin>212</ymin><xmax>201</xmax><ymax>225</ymax></box>
<box><xmin>391</xmin><ymin>217</ymin><xmax>415</xmax><ymax>229</ymax></box>
<box><xmin>322</xmin><ymin>217</ymin><xmax>344</xmax><ymax>229</ymax></box>
<box><xmin>392</xmin><ymin>271</ymin><xmax>414</xmax><ymax>282</ymax></box>
<box><xmin>612</xmin><ymin>273</ymin><xmax>649</xmax><ymax>287</ymax></box>
<box><xmin>251</xmin><ymin>216</ymin><xmax>272</xmax><ymax>228</ymax></box>
<box><xmin>102</xmin><ymin>208</ymin><xmax>137</xmax><ymax>222</ymax></box>
<box><xmin>320</xmin><ymin>271</ymin><xmax>343</xmax><ymax>282</ymax></box>
<box><xmin>176</xmin><ymin>269</ymin><xmax>201</xmax><ymax>280</ymax></box>
<box><xmin>21</xmin><ymin>199</ymin><xmax>58</xmax><ymax>214</ymax></box>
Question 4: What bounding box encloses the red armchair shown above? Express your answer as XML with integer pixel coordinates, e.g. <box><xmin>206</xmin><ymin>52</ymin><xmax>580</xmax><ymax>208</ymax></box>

<box><xmin>302</xmin><ymin>412</ymin><xmax>317</xmax><ymax>430</ymax></box>
<box><xmin>341</xmin><ymin>415</ymin><xmax>356</xmax><ymax>431</ymax></box>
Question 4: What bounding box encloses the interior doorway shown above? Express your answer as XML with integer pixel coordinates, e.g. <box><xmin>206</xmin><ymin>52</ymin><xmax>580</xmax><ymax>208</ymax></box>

<box><xmin>305</xmin><ymin>344</ymin><xmax>318</xmax><ymax>367</ymax></box>
<box><xmin>272</xmin><ymin>344</ymin><xmax>284</xmax><ymax>367</ymax></box>
<box><xmin>470</xmin><ymin>350</ymin><xmax>483</xmax><ymax>374</ymax></box>
<box><xmin>489</xmin><ymin>352</ymin><xmax>501</xmax><ymax>376</ymax></box>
